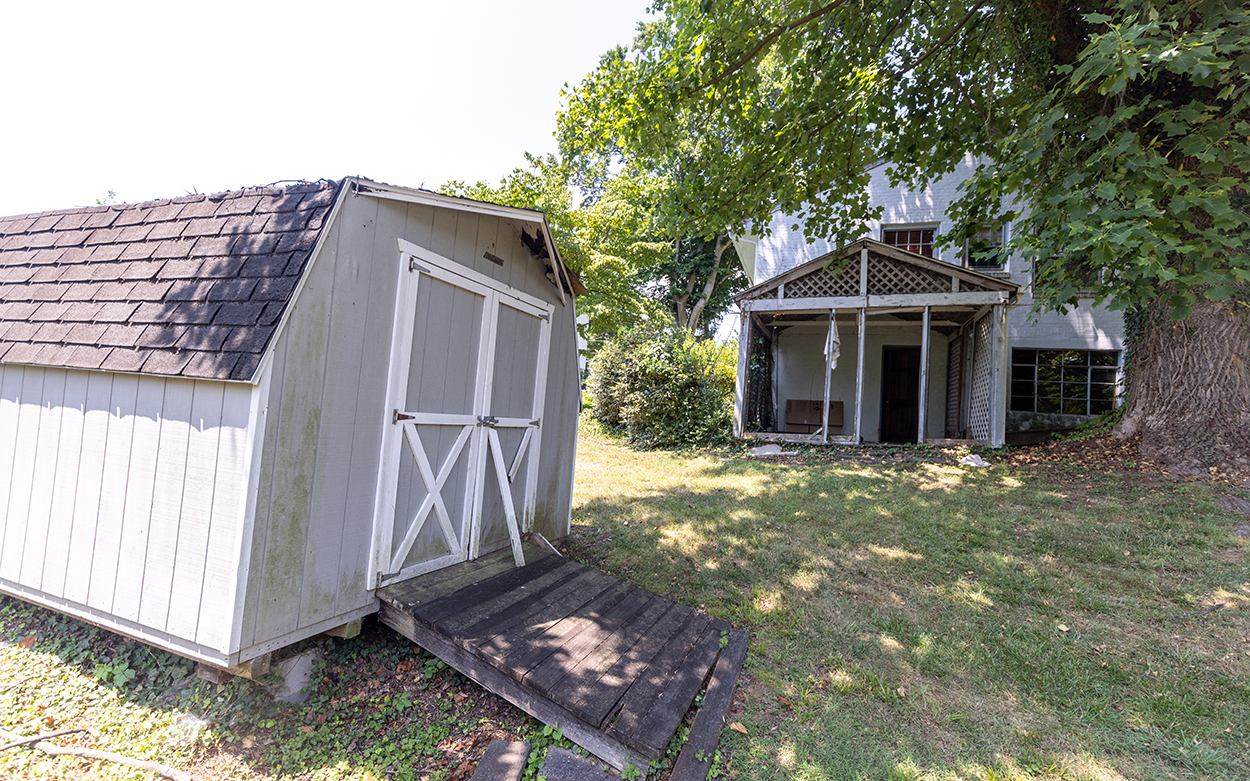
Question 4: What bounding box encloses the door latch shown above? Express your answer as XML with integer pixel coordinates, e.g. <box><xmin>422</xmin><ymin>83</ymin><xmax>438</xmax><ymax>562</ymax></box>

<box><xmin>393</xmin><ymin>409</ymin><xmax>415</xmax><ymax>424</ymax></box>
<box><xmin>477</xmin><ymin>415</ymin><xmax>498</xmax><ymax>427</ymax></box>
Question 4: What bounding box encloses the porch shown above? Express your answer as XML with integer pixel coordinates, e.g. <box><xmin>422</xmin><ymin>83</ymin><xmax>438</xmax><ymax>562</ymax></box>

<box><xmin>734</xmin><ymin>239</ymin><xmax>1019</xmax><ymax>446</ymax></box>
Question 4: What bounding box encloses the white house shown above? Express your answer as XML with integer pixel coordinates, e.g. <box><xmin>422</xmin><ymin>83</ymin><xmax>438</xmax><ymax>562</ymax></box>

<box><xmin>733</xmin><ymin>157</ymin><xmax>1125</xmax><ymax>445</ymax></box>
<box><xmin>0</xmin><ymin>177</ymin><xmax>583</xmax><ymax>669</ymax></box>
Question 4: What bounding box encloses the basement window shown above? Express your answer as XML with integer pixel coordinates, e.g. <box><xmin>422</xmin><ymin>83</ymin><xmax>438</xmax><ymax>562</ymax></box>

<box><xmin>1010</xmin><ymin>349</ymin><xmax>1120</xmax><ymax>416</ymax></box>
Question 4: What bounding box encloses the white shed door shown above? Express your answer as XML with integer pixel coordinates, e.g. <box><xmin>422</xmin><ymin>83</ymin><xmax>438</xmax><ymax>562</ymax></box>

<box><xmin>371</xmin><ymin>243</ymin><xmax>553</xmax><ymax>588</ymax></box>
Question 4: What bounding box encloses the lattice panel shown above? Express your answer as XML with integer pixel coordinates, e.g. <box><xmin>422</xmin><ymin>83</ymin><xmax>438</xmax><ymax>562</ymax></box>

<box><xmin>784</xmin><ymin>263</ymin><xmax>860</xmax><ymax>298</ymax></box>
<box><xmin>968</xmin><ymin>315</ymin><xmax>993</xmax><ymax>440</ymax></box>
<box><xmin>960</xmin><ymin>280</ymin><xmax>990</xmax><ymax>292</ymax></box>
<box><xmin>755</xmin><ymin>287</ymin><xmax>778</xmax><ymax>299</ymax></box>
<box><xmin>867</xmin><ymin>254</ymin><xmax>951</xmax><ymax>295</ymax></box>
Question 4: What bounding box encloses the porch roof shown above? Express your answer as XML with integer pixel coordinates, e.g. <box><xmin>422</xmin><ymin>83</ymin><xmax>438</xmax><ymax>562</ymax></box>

<box><xmin>735</xmin><ymin>238</ymin><xmax>1018</xmax><ymax>313</ymax></box>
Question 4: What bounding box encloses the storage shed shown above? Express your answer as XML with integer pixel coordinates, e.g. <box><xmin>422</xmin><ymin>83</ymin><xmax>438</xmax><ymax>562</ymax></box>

<box><xmin>0</xmin><ymin>177</ymin><xmax>583</xmax><ymax>668</ymax></box>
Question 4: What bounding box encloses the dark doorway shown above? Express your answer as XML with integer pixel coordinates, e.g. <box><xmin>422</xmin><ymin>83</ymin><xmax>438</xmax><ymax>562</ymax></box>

<box><xmin>881</xmin><ymin>347</ymin><xmax>921</xmax><ymax>442</ymax></box>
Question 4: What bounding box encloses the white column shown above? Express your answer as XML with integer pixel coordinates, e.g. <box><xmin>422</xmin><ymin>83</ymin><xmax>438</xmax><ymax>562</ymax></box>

<box><xmin>918</xmin><ymin>305</ymin><xmax>931</xmax><ymax>443</ymax></box>
<box><xmin>735</xmin><ymin>311</ymin><xmax>749</xmax><ymax>438</ymax></box>
<box><xmin>990</xmin><ymin>303</ymin><xmax>1009</xmax><ymax>445</ymax></box>
<box><xmin>854</xmin><ymin>308</ymin><xmax>866</xmax><ymax>443</ymax></box>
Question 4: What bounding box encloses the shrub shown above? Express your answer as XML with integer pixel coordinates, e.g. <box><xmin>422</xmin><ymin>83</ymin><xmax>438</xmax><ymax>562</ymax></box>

<box><xmin>586</xmin><ymin>328</ymin><xmax>736</xmax><ymax>448</ymax></box>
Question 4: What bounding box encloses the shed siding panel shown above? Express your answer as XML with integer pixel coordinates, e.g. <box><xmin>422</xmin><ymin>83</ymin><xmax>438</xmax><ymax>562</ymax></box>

<box><xmin>0</xmin><ymin>367</ymin><xmax>24</xmax><ymax>545</ymax></box>
<box><xmin>86</xmin><ymin>373</ymin><xmax>139</xmax><ymax>612</ymax></box>
<box><xmin>251</xmin><ymin>224</ymin><xmax>336</xmax><ymax>643</ymax></box>
<box><xmin>299</xmin><ymin>213</ymin><xmax>367</xmax><ymax>627</ymax></box>
<box><xmin>1</xmin><ymin>368</ymin><xmax>45</xmax><ymax>580</ymax></box>
<box><xmin>113</xmin><ymin>378</ymin><xmax>167</xmax><ymax>622</ymax></box>
<box><xmin>165</xmin><ymin>382</ymin><xmax>225</xmax><ymax>640</ymax></box>
<box><xmin>137</xmin><ymin>378</ymin><xmax>195</xmax><ymax>631</ymax></box>
<box><xmin>39</xmin><ymin>370</ymin><xmax>89</xmax><ymax>595</ymax></box>
<box><xmin>62</xmin><ymin>372</ymin><xmax>113</xmax><ymax>605</ymax></box>
<box><xmin>19</xmin><ymin>369</ymin><xmax>67</xmax><ymax>587</ymax></box>
<box><xmin>0</xmin><ymin>366</ymin><xmax>247</xmax><ymax>654</ymax></box>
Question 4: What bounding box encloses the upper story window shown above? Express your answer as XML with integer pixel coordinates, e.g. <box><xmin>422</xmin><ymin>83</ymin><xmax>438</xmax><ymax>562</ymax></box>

<box><xmin>883</xmin><ymin>227</ymin><xmax>935</xmax><ymax>257</ymax></box>
<box><xmin>966</xmin><ymin>224</ymin><xmax>1006</xmax><ymax>270</ymax></box>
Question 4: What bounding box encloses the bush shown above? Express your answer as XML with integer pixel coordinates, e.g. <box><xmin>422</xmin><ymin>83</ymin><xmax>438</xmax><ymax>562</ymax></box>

<box><xmin>586</xmin><ymin>328</ymin><xmax>736</xmax><ymax>448</ymax></box>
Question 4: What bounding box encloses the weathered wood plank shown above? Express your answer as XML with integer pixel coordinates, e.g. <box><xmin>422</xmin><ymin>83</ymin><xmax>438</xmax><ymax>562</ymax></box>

<box><xmin>630</xmin><ymin>619</ymin><xmax>731</xmax><ymax>751</ymax></box>
<box><xmin>523</xmin><ymin>586</ymin><xmax>656</xmax><ymax>693</ymax></box>
<box><xmin>669</xmin><ymin>629</ymin><xmax>749</xmax><ymax>781</ymax></box>
<box><xmin>434</xmin><ymin>561</ymin><xmax>587</xmax><ymax>639</ymax></box>
<box><xmin>499</xmin><ymin>579</ymin><xmax>635</xmax><ymax>679</ymax></box>
<box><xmin>463</xmin><ymin>568</ymin><xmax>617</xmax><ymax>655</ymax></box>
<box><xmin>573</xmin><ymin>603</ymin><xmax>702</xmax><ymax>729</ymax></box>
<box><xmin>604</xmin><ymin>612</ymin><xmax>713</xmax><ymax>746</ymax></box>
<box><xmin>414</xmin><ymin>553</ymin><xmax>567</xmax><ymax>627</ymax></box>
<box><xmin>379</xmin><ymin>604</ymin><xmax>651</xmax><ymax>775</ymax></box>
<box><xmin>378</xmin><ymin>544</ymin><xmax>547</xmax><ymax>610</ymax></box>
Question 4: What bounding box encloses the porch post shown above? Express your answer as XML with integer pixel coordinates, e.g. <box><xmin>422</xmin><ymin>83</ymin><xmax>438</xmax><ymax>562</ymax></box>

<box><xmin>918</xmin><ymin>305</ymin><xmax>931</xmax><ymax>443</ymax></box>
<box><xmin>821</xmin><ymin>309</ymin><xmax>835</xmax><ymax>444</ymax></box>
<box><xmin>854</xmin><ymin>307</ymin><xmax>866</xmax><ymax>443</ymax></box>
<box><xmin>735</xmin><ymin>311</ymin><xmax>749</xmax><ymax>438</ymax></box>
<box><xmin>990</xmin><ymin>303</ymin><xmax>1008</xmax><ymax>445</ymax></box>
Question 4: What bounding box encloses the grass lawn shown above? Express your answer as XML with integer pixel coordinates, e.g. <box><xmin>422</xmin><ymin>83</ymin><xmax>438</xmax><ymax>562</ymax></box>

<box><xmin>567</xmin><ymin>421</ymin><xmax>1250</xmax><ymax>781</ymax></box>
<box><xmin>1</xmin><ymin>422</ymin><xmax>1246</xmax><ymax>781</ymax></box>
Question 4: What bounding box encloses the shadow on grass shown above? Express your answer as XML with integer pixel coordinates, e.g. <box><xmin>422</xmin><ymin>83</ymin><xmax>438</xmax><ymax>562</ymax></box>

<box><xmin>568</xmin><ymin>444</ymin><xmax>1250</xmax><ymax>780</ymax></box>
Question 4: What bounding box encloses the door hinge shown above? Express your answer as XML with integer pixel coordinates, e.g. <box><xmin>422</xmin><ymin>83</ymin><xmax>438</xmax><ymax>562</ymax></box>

<box><xmin>477</xmin><ymin>415</ymin><xmax>498</xmax><ymax>427</ymax></box>
<box><xmin>530</xmin><ymin>419</ymin><xmax>540</xmax><ymax>427</ymax></box>
<box><xmin>376</xmin><ymin>570</ymin><xmax>401</xmax><ymax>584</ymax></box>
<box><xmin>408</xmin><ymin>257</ymin><xmax>428</xmax><ymax>273</ymax></box>
<box><xmin>393</xmin><ymin>409</ymin><xmax>415</xmax><ymax>424</ymax></box>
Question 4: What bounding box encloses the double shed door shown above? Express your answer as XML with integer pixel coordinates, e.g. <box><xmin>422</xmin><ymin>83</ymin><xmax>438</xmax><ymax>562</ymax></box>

<box><xmin>372</xmin><ymin>241</ymin><xmax>553</xmax><ymax>588</ymax></box>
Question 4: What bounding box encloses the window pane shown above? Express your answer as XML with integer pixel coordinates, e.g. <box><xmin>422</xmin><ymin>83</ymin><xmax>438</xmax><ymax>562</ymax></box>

<box><xmin>1060</xmin><ymin>350</ymin><xmax>1085</xmax><ymax>366</ymax></box>
<box><xmin>1011</xmin><ymin>365</ymin><xmax>1035</xmax><ymax>381</ymax></box>
<box><xmin>1038</xmin><ymin>382</ymin><xmax>1062</xmax><ymax>399</ymax></box>
<box><xmin>1037</xmin><ymin>365</ymin><xmax>1061</xmax><ymax>383</ymax></box>
<box><xmin>1089</xmin><ymin>399</ymin><xmax>1113</xmax><ymax>414</ymax></box>
<box><xmin>1063</xmin><ymin>399</ymin><xmax>1089</xmax><ymax>415</ymax></box>
<box><xmin>1063</xmin><ymin>366</ymin><xmax>1090</xmax><ymax>383</ymax></box>
<box><xmin>1011</xmin><ymin>380</ymin><xmax>1034</xmax><ymax>396</ymax></box>
<box><xmin>884</xmin><ymin>228</ymin><xmax>935</xmax><ymax>257</ymax></box>
<box><xmin>1090</xmin><ymin>368</ymin><xmax>1117</xmax><ymax>384</ymax></box>
<box><xmin>1091</xmin><ymin>351</ymin><xmax>1119</xmax><ymax>367</ymax></box>
<box><xmin>1011</xmin><ymin>396</ymin><xmax>1034</xmax><ymax>412</ymax></box>
<box><xmin>1037</xmin><ymin>397</ymin><xmax>1062</xmax><ymax>413</ymax></box>
<box><xmin>1039</xmin><ymin>350</ymin><xmax>1064</xmax><ymax>365</ymax></box>
<box><xmin>1064</xmin><ymin>383</ymin><xmax>1088</xmax><ymax>400</ymax></box>
<box><xmin>1013</xmin><ymin>349</ymin><xmax>1037</xmax><ymax>364</ymax></box>
<box><xmin>1090</xmin><ymin>384</ymin><xmax>1115</xmax><ymax>401</ymax></box>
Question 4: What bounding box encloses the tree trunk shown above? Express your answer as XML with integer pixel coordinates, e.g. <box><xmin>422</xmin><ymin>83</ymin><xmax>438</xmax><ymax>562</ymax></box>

<box><xmin>1115</xmin><ymin>293</ymin><xmax>1250</xmax><ymax>475</ymax></box>
<box><xmin>686</xmin><ymin>235</ymin><xmax>729</xmax><ymax>336</ymax></box>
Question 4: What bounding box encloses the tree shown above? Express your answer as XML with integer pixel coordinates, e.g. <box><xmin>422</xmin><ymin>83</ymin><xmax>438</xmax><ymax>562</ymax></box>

<box><xmin>558</xmin><ymin>0</ymin><xmax>1250</xmax><ymax>473</ymax></box>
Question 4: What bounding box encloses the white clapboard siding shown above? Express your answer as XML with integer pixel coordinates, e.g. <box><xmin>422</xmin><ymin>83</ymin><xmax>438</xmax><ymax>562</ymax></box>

<box><xmin>0</xmin><ymin>365</ymin><xmax>252</xmax><ymax>653</ymax></box>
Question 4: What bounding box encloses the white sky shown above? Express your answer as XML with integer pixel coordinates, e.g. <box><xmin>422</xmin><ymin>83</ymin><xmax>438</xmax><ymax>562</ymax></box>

<box><xmin>0</xmin><ymin>0</ymin><xmax>652</xmax><ymax>216</ymax></box>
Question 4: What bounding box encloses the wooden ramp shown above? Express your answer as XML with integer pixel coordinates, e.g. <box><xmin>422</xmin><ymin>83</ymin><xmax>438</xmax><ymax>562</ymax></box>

<box><xmin>378</xmin><ymin>543</ymin><xmax>745</xmax><ymax>775</ymax></box>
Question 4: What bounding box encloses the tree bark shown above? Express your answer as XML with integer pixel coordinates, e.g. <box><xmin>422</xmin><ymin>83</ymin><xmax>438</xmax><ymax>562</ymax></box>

<box><xmin>686</xmin><ymin>235</ymin><xmax>729</xmax><ymax>336</ymax></box>
<box><xmin>1115</xmin><ymin>293</ymin><xmax>1250</xmax><ymax>475</ymax></box>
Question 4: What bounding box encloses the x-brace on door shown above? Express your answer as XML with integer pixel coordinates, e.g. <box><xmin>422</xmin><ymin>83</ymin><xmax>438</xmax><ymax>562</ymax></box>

<box><xmin>370</xmin><ymin>240</ymin><xmax>554</xmax><ymax>588</ymax></box>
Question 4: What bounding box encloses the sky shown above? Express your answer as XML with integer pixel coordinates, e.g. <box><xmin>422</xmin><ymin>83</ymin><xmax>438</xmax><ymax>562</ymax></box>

<box><xmin>0</xmin><ymin>0</ymin><xmax>653</xmax><ymax>216</ymax></box>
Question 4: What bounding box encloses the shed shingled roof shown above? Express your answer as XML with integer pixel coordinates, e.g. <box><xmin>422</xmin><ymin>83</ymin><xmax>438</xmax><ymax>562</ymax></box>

<box><xmin>0</xmin><ymin>179</ymin><xmax>341</xmax><ymax>382</ymax></box>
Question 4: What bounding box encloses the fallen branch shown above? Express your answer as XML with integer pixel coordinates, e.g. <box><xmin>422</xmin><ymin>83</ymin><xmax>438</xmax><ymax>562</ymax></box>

<box><xmin>0</xmin><ymin>727</ymin><xmax>195</xmax><ymax>781</ymax></box>
<box><xmin>0</xmin><ymin>728</ymin><xmax>88</xmax><ymax>751</ymax></box>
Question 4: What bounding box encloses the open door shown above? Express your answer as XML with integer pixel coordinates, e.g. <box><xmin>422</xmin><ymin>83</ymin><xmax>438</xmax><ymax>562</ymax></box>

<box><xmin>881</xmin><ymin>347</ymin><xmax>921</xmax><ymax>443</ymax></box>
<box><xmin>371</xmin><ymin>241</ymin><xmax>554</xmax><ymax>588</ymax></box>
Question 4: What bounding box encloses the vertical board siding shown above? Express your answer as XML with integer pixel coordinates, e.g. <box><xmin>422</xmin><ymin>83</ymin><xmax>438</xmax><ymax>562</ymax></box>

<box><xmin>19</xmin><ymin>369</ymin><xmax>67</xmax><ymax>586</ymax></box>
<box><xmin>1</xmin><ymin>368</ymin><xmax>45</xmax><ymax>580</ymax></box>
<box><xmin>86</xmin><ymin>373</ymin><xmax>139</xmax><ymax>612</ymax></box>
<box><xmin>0</xmin><ymin>366</ymin><xmax>249</xmax><ymax>653</ymax></box>
<box><xmin>165</xmin><ymin>382</ymin><xmax>225</xmax><ymax>640</ymax></box>
<box><xmin>113</xmin><ymin>378</ymin><xmax>167</xmax><ymax>622</ymax></box>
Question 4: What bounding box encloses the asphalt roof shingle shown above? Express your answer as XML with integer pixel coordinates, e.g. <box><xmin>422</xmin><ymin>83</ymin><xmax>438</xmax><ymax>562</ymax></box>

<box><xmin>0</xmin><ymin>179</ymin><xmax>340</xmax><ymax>381</ymax></box>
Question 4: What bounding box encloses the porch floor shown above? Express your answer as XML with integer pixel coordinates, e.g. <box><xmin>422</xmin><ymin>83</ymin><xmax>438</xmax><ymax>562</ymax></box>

<box><xmin>377</xmin><ymin>543</ymin><xmax>745</xmax><ymax>775</ymax></box>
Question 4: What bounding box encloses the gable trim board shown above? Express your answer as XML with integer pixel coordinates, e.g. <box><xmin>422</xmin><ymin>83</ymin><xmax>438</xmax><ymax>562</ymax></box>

<box><xmin>735</xmin><ymin>239</ymin><xmax>1018</xmax><ymax>446</ymax></box>
<box><xmin>0</xmin><ymin>178</ymin><xmax>581</xmax><ymax>667</ymax></box>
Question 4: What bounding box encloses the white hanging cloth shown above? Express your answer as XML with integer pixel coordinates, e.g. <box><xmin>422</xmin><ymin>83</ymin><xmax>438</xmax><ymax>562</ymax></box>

<box><xmin>824</xmin><ymin>312</ymin><xmax>841</xmax><ymax>371</ymax></box>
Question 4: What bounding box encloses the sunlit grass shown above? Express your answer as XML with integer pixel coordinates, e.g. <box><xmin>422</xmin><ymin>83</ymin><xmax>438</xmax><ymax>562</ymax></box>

<box><xmin>569</xmin><ymin>418</ymin><xmax>1250</xmax><ymax>781</ymax></box>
